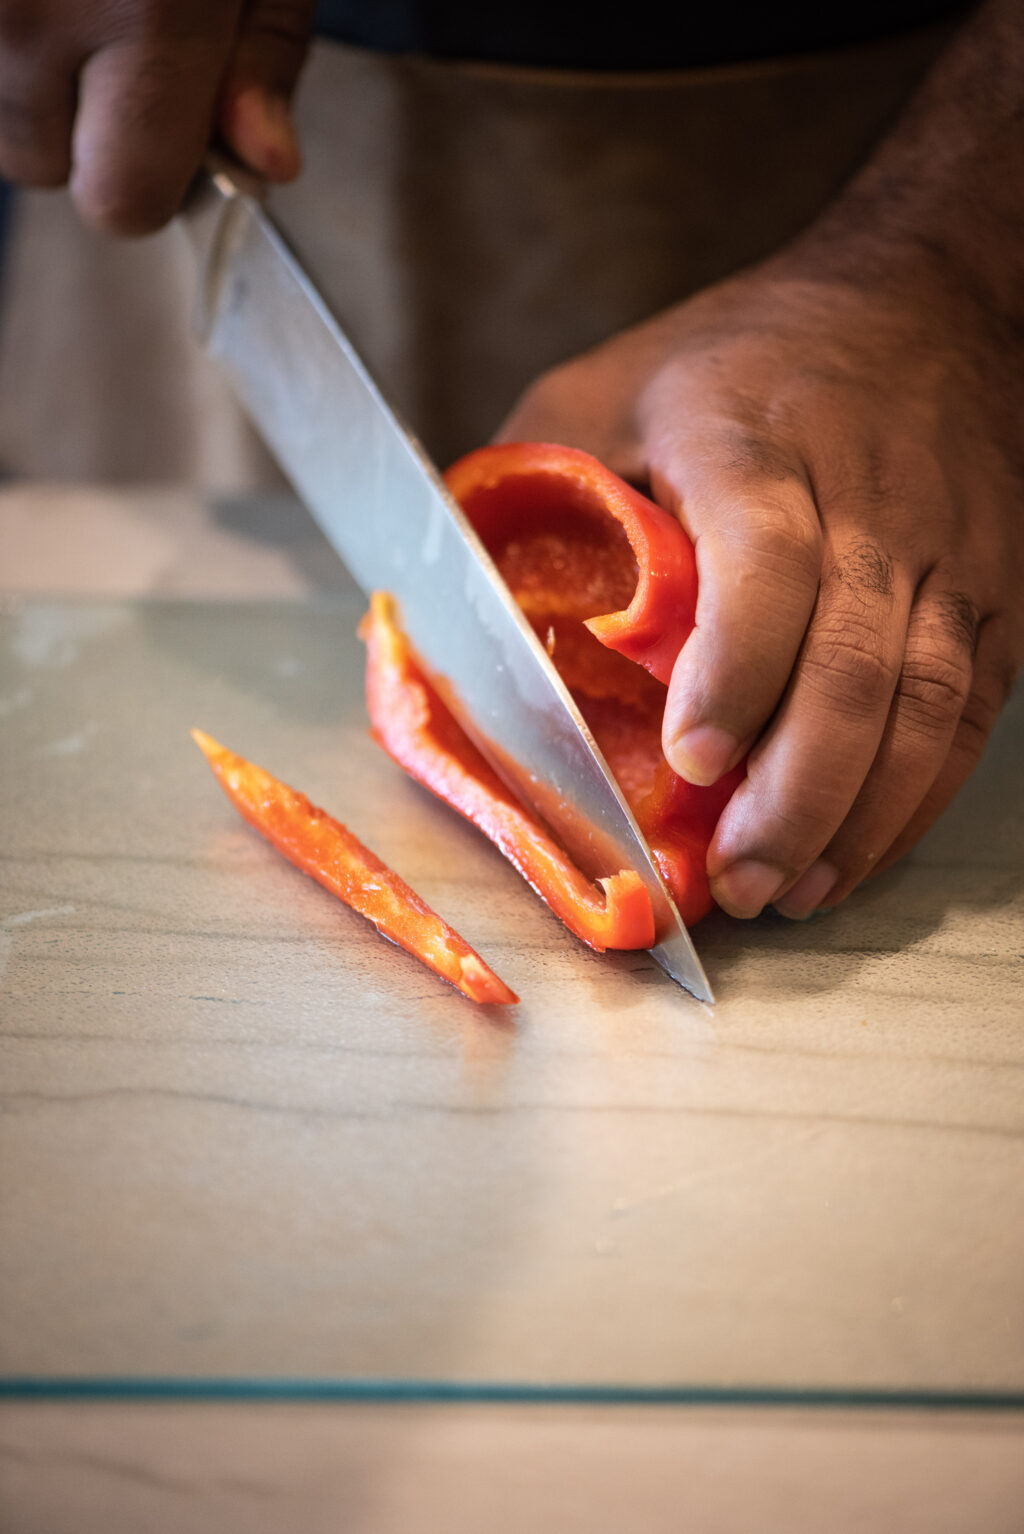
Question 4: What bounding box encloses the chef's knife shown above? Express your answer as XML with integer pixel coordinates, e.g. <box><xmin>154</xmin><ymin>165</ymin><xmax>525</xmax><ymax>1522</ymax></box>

<box><xmin>181</xmin><ymin>161</ymin><xmax>714</xmax><ymax>1003</ymax></box>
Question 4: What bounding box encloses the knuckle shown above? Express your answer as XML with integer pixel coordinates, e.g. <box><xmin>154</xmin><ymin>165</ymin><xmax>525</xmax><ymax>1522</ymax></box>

<box><xmin>955</xmin><ymin>663</ymin><xmax>1017</xmax><ymax>751</ymax></box>
<box><xmin>934</xmin><ymin>591</ymin><xmax>981</xmax><ymax>657</ymax></box>
<box><xmin>75</xmin><ymin>175</ymin><xmax>176</xmax><ymax>235</ymax></box>
<box><xmin>896</xmin><ymin>650</ymin><xmax>972</xmax><ymax>734</ymax></box>
<box><xmin>118</xmin><ymin>48</ymin><xmax>193</xmax><ymax>114</ymax></box>
<box><xmin>992</xmin><ymin>656</ymin><xmax>1022</xmax><ymax>706</ymax></box>
<box><xmin>825</xmin><ymin>537</ymin><xmax>896</xmax><ymax>602</ymax></box>
<box><xmin>519</xmin><ymin>367</ymin><xmax>569</xmax><ymax>415</ymax></box>
<box><xmin>0</xmin><ymin>92</ymin><xmax>33</xmax><ymax>148</ymax></box>
<box><xmin>730</xmin><ymin>503</ymin><xmax>823</xmax><ymax>590</ymax></box>
<box><xmin>741</xmin><ymin>759</ymin><xmax>839</xmax><ymax>863</ymax></box>
<box><xmin>803</xmin><ymin>620</ymin><xmax>899</xmax><ymax>714</ymax></box>
<box><xmin>951</xmin><ymin>695</ymin><xmax>997</xmax><ymax>763</ymax></box>
<box><xmin>0</xmin><ymin>107</ymin><xmax>71</xmax><ymax>185</ymax></box>
<box><xmin>820</xmin><ymin>451</ymin><xmax>891</xmax><ymax>519</ymax></box>
<box><xmin>0</xmin><ymin>147</ymin><xmax>68</xmax><ymax>186</ymax></box>
<box><xmin>0</xmin><ymin>88</ymin><xmax>57</xmax><ymax>147</ymax></box>
<box><xmin>720</xmin><ymin>430</ymin><xmax>799</xmax><ymax>485</ymax></box>
<box><xmin>896</xmin><ymin>594</ymin><xmax>980</xmax><ymax>737</ymax></box>
<box><xmin>106</xmin><ymin>0</ymin><xmax>208</xmax><ymax>41</ymax></box>
<box><xmin>500</xmin><ymin>362</ymin><xmax>590</xmax><ymax>442</ymax></box>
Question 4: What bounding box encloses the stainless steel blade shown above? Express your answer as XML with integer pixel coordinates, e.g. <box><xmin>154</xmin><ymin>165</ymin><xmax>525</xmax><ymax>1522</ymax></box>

<box><xmin>181</xmin><ymin>163</ymin><xmax>713</xmax><ymax>1002</ymax></box>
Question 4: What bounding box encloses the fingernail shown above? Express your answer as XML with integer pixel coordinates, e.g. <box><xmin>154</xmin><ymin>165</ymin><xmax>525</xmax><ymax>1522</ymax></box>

<box><xmin>773</xmin><ymin>859</ymin><xmax>839</xmax><ymax>920</ymax></box>
<box><xmin>259</xmin><ymin>97</ymin><xmax>301</xmax><ymax>180</ymax></box>
<box><xmin>668</xmin><ymin>725</ymin><xmax>738</xmax><ymax>786</ymax></box>
<box><xmin>712</xmin><ymin>860</ymin><xmax>787</xmax><ymax>919</ymax></box>
<box><xmin>230</xmin><ymin>87</ymin><xmax>301</xmax><ymax>181</ymax></box>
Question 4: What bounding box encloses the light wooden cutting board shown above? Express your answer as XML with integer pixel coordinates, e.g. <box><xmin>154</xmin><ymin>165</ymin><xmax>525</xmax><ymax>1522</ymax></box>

<box><xmin>1</xmin><ymin>594</ymin><xmax>1022</xmax><ymax>1400</ymax></box>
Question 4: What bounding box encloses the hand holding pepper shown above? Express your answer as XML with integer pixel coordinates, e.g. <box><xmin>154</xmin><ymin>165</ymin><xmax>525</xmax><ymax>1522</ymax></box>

<box><xmin>498</xmin><ymin>0</ymin><xmax>1024</xmax><ymax>920</ymax></box>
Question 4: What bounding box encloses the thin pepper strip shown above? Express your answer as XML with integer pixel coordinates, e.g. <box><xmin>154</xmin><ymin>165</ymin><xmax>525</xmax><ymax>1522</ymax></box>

<box><xmin>359</xmin><ymin>595</ymin><xmax>656</xmax><ymax>951</ymax></box>
<box><xmin>363</xmin><ymin>442</ymin><xmax>744</xmax><ymax>940</ymax></box>
<box><xmin>191</xmin><ymin>729</ymin><xmax>518</xmax><ymax>1005</ymax></box>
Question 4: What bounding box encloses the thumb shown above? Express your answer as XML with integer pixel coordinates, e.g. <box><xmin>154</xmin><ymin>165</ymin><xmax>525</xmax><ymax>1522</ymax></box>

<box><xmin>494</xmin><ymin>343</ymin><xmax>653</xmax><ymax>487</ymax></box>
<box><xmin>218</xmin><ymin>0</ymin><xmax>318</xmax><ymax>182</ymax></box>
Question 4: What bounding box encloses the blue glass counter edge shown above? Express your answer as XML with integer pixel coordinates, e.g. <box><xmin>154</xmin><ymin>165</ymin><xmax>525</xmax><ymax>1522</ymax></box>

<box><xmin>2</xmin><ymin>1378</ymin><xmax>1022</xmax><ymax>1410</ymax></box>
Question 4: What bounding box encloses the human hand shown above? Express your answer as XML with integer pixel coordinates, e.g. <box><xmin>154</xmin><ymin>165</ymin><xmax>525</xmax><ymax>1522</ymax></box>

<box><xmin>0</xmin><ymin>0</ymin><xmax>317</xmax><ymax>234</ymax></box>
<box><xmin>498</xmin><ymin>259</ymin><xmax>1024</xmax><ymax>919</ymax></box>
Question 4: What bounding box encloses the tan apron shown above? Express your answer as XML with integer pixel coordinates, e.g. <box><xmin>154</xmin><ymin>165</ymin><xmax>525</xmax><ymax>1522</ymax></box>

<box><xmin>0</xmin><ymin>26</ymin><xmax>950</xmax><ymax>486</ymax></box>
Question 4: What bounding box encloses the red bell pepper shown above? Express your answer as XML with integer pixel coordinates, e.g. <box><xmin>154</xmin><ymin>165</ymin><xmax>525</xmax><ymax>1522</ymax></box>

<box><xmin>360</xmin><ymin>594</ymin><xmax>656</xmax><ymax>951</ymax></box>
<box><xmin>363</xmin><ymin>442</ymin><xmax>744</xmax><ymax>941</ymax></box>
<box><xmin>191</xmin><ymin>729</ymin><xmax>518</xmax><ymax>1006</ymax></box>
<box><xmin>445</xmin><ymin>441</ymin><xmax>699</xmax><ymax>686</ymax></box>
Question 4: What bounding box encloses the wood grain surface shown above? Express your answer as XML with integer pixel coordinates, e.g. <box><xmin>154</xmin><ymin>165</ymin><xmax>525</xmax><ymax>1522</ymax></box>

<box><xmin>2</xmin><ymin>592</ymin><xmax>1021</xmax><ymax>1395</ymax></box>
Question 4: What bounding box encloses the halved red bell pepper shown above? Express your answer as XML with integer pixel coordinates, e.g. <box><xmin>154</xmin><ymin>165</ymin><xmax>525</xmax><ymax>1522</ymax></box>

<box><xmin>363</xmin><ymin>442</ymin><xmax>744</xmax><ymax>941</ymax></box>
<box><xmin>192</xmin><ymin>729</ymin><xmax>518</xmax><ymax>1005</ymax></box>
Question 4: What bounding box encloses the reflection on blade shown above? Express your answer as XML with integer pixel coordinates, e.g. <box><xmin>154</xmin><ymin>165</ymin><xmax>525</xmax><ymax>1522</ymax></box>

<box><xmin>180</xmin><ymin>165</ymin><xmax>714</xmax><ymax>1003</ymax></box>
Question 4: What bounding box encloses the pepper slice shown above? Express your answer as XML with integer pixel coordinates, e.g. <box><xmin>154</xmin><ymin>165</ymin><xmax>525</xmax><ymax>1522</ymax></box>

<box><xmin>191</xmin><ymin>728</ymin><xmax>518</xmax><ymax>1006</ymax></box>
<box><xmin>363</xmin><ymin>442</ymin><xmax>744</xmax><ymax>942</ymax></box>
<box><xmin>360</xmin><ymin>594</ymin><xmax>656</xmax><ymax>951</ymax></box>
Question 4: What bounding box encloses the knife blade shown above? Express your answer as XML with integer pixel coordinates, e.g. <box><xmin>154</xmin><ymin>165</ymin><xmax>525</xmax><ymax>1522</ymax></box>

<box><xmin>180</xmin><ymin>161</ymin><xmax>713</xmax><ymax>1003</ymax></box>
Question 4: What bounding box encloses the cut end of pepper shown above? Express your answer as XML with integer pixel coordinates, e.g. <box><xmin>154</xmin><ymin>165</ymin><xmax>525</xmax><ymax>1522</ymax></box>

<box><xmin>191</xmin><ymin>727</ymin><xmax>224</xmax><ymax>763</ymax></box>
<box><xmin>459</xmin><ymin>954</ymin><xmax>520</xmax><ymax>1007</ymax></box>
<box><xmin>191</xmin><ymin>728</ymin><xmax>251</xmax><ymax>801</ymax></box>
<box><xmin>596</xmin><ymin>871</ymin><xmax>657</xmax><ymax>951</ymax></box>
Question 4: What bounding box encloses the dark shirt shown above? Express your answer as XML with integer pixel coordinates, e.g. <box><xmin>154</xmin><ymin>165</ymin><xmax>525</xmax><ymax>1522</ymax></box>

<box><xmin>314</xmin><ymin>0</ymin><xmax>970</xmax><ymax>70</ymax></box>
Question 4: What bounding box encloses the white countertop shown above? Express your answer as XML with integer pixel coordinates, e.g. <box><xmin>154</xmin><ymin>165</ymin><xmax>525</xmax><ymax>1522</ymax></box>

<box><xmin>2</xmin><ymin>483</ymin><xmax>1022</xmax><ymax>1532</ymax></box>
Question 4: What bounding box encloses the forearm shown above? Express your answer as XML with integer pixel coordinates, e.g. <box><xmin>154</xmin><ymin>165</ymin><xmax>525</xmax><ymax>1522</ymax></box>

<box><xmin>789</xmin><ymin>0</ymin><xmax>1024</xmax><ymax>326</ymax></box>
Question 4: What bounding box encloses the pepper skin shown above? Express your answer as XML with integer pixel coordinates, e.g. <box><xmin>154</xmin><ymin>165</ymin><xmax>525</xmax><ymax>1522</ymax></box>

<box><xmin>445</xmin><ymin>441</ymin><xmax>699</xmax><ymax>686</ymax></box>
<box><xmin>191</xmin><ymin>729</ymin><xmax>518</xmax><ymax>1006</ymax></box>
<box><xmin>360</xmin><ymin>595</ymin><xmax>656</xmax><ymax>951</ymax></box>
<box><xmin>364</xmin><ymin>442</ymin><xmax>744</xmax><ymax>941</ymax></box>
